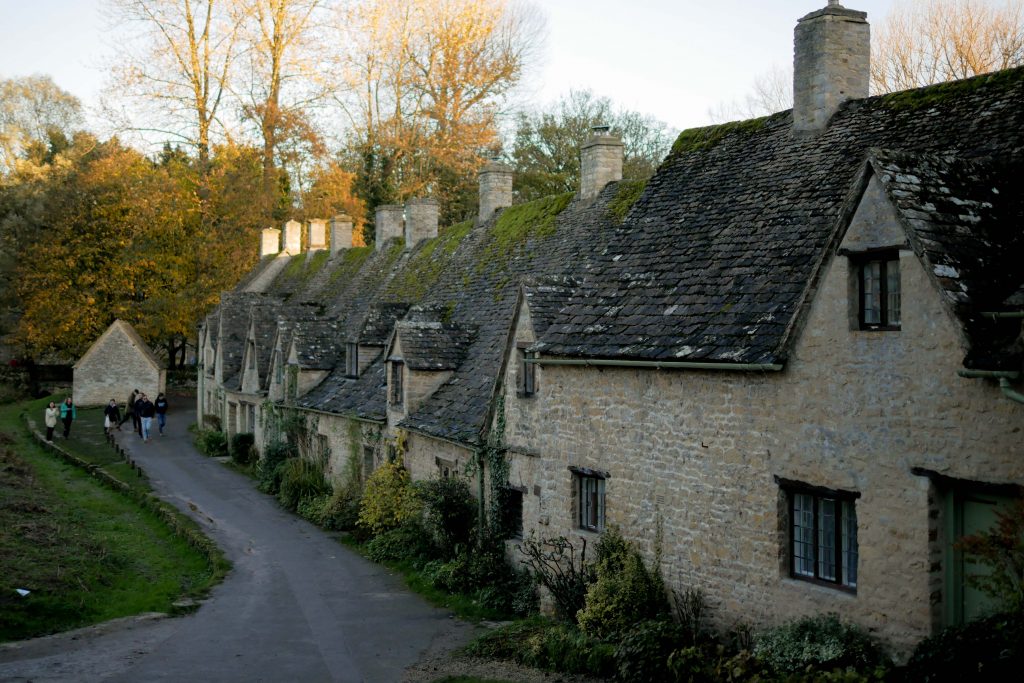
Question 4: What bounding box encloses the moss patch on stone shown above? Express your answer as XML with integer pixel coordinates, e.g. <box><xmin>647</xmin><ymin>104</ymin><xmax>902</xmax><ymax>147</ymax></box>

<box><xmin>386</xmin><ymin>220</ymin><xmax>473</xmax><ymax>302</ymax></box>
<box><xmin>607</xmin><ymin>180</ymin><xmax>648</xmax><ymax>222</ymax></box>
<box><xmin>670</xmin><ymin>116</ymin><xmax>771</xmax><ymax>157</ymax></box>
<box><xmin>328</xmin><ymin>246</ymin><xmax>373</xmax><ymax>285</ymax></box>
<box><xmin>478</xmin><ymin>193</ymin><xmax>573</xmax><ymax>274</ymax></box>
<box><xmin>878</xmin><ymin>67</ymin><xmax>1024</xmax><ymax>110</ymax></box>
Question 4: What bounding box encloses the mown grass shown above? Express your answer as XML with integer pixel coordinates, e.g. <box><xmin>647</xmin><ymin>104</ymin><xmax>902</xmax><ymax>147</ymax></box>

<box><xmin>0</xmin><ymin>397</ymin><xmax>221</xmax><ymax>642</ymax></box>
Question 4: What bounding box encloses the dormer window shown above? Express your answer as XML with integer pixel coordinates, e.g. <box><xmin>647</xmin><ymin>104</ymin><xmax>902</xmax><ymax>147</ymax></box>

<box><xmin>346</xmin><ymin>342</ymin><xmax>358</xmax><ymax>378</ymax></box>
<box><xmin>517</xmin><ymin>342</ymin><xmax>536</xmax><ymax>397</ymax></box>
<box><xmin>389</xmin><ymin>360</ymin><xmax>404</xmax><ymax>407</ymax></box>
<box><xmin>856</xmin><ymin>252</ymin><xmax>901</xmax><ymax>330</ymax></box>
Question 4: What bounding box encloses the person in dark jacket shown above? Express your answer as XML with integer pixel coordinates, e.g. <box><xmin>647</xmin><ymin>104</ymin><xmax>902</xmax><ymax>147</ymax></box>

<box><xmin>103</xmin><ymin>399</ymin><xmax>121</xmax><ymax>435</ymax></box>
<box><xmin>155</xmin><ymin>393</ymin><xmax>169</xmax><ymax>436</ymax></box>
<box><xmin>59</xmin><ymin>397</ymin><xmax>76</xmax><ymax>438</ymax></box>
<box><xmin>119</xmin><ymin>389</ymin><xmax>138</xmax><ymax>431</ymax></box>
<box><xmin>134</xmin><ymin>392</ymin><xmax>145</xmax><ymax>437</ymax></box>
<box><xmin>138</xmin><ymin>393</ymin><xmax>156</xmax><ymax>442</ymax></box>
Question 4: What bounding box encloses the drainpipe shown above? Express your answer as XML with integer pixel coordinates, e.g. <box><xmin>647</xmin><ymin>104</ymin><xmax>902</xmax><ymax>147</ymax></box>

<box><xmin>525</xmin><ymin>356</ymin><xmax>784</xmax><ymax>372</ymax></box>
<box><xmin>957</xmin><ymin>369</ymin><xmax>1024</xmax><ymax>406</ymax></box>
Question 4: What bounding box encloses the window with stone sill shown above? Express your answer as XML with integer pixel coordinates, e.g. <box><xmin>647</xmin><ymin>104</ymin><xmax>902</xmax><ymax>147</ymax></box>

<box><xmin>517</xmin><ymin>342</ymin><xmax>536</xmax><ymax>397</ymax></box>
<box><xmin>571</xmin><ymin>466</ymin><xmax>607</xmax><ymax>532</ymax></box>
<box><xmin>852</xmin><ymin>251</ymin><xmax>901</xmax><ymax>330</ymax></box>
<box><xmin>778</xmin><ymin>478</ymin><xmax>859</xmax><ymax>591</ymax></box>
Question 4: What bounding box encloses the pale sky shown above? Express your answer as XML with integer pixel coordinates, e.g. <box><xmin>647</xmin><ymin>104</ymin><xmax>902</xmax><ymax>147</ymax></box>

<box><xmin>0</xmin><ymin>0</ymin><xmax>898</xmax><ymax>138</ymax></box>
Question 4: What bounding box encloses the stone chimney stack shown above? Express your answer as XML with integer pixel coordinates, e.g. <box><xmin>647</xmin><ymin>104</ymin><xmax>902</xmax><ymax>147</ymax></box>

<box><xmin>580</xmin><ymin>125</ymin><xmax>623</xmax><ymax>199</ymax></box>
<box><xmin>282</xmin><ymin>219</ymin><xmax>302</xmax><ymax>255</ymax></box>
<box><xmin>307</xmin><ymin>219</ymin><xmax>327</xmax><ymax>251</ymax></box>
<box><xmin>404</xmin><ymin>198</ymin><xmax>439</xmax><ymax>248</ymax></box>
<box><xmin>375</xmin><ymin>204</ymin><xmax>404</xmax><ymax>251</ymax></box>
<box><xmin>260</xmin><ymin>227</ymin><xmax>281</xmax><ymax>257</ymax></box>
<box><xmin>478</xmin><ymin>159</ymin><xmax>513</xmax><ymax>222</ymax></box>
<box><xmin>330</xmin><ymin>214</ymin><xmax>353</xmax><ymax>254</ymax></box>
<box><xmin>793</xmin><ymin>1</ymin><xmax>870</xmax><ymax>134</ymax></box>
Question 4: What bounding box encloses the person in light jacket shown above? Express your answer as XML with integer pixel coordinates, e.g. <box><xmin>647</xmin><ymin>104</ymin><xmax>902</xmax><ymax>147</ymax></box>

<box><xmin>59</xmin><ymin>397</ymin><xmax>76</xmax><ymax>438</ymax></box>
<box><xmin>44</xmin><ymin>401</ymin><xmax>58</xmax><ymax>441</ymax></box>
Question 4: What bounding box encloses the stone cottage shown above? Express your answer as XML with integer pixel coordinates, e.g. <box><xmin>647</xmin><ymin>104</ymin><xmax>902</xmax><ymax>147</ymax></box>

<box><xmin>198</xmin><ymin>2</ymin><xmax>1023</xmax><ymax>655</ymax></box>
<box><xmin>74</xmin><ymin>319</ymin><xmax>166</xmax><ymax>407</ymax></box>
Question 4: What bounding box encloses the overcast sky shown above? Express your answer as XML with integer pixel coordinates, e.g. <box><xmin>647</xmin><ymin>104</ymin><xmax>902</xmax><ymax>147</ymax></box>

<box><xmin>1</xmin><ymin>0</ymin><xmax>898</xmax><ymax>137</ymax></box>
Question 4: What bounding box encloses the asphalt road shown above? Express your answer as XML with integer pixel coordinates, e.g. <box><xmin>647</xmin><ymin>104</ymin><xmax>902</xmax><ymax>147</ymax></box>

<box><xmin>0</xmin><ymin>400</ymin><xmax>474</xmax><ymax>683</ymax></box>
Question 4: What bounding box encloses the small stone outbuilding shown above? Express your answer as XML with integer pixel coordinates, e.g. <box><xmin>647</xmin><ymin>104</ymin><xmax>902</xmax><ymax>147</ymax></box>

<box><xmin>73</xmin><ymin>320</ymin><xmax>166</xmax><ymax>407</ymax></box>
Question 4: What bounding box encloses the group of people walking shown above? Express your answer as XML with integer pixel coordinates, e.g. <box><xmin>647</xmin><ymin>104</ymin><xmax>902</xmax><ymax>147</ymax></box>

<box><xmin>44</xmin><ymin>390</ymin><xmax>169</xmax><ymax>442</ymax></box>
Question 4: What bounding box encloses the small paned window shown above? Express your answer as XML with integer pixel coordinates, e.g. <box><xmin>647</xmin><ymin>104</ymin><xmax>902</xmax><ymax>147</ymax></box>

<box><xmin>576</xmin><ymin>473</ymin><xmax>606</xmax><ymax>532</ymax></box>
<box><xmin>390</xmin><ymin>361</ymin><xmax>404</xmax><ymax>407</ymax></box>
<box><xmin>786</xmin><ymin>485</ymin><xmax>859</xmax><ymax>590</ymax></box>
<box><xmin>346</xmin><ymin>343</ymin><xmax>358</xmax><ymax>378</ymax></box>
<box><xmin>517</xmin><ymin>342</ymin><xmax>536</xmax><ymax>397</ymax></box>
<box><xmin>857</xmin><ymin>254</ymin><xmax>901</xmax><ymax>330</ymax></box>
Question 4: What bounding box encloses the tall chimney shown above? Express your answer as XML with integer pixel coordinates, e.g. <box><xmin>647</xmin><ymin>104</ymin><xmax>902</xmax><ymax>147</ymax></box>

<box><xmin>330</xmin><ymin>214</ymin><xmax>353</xmax><ymax>254</ymax></box>
<box><xmin>375</xmin><ymin>204</ymin><xmax>404</xmax><ymax>251</ymax></box>
<box><xmin>793</xmin><ymin>1</ymin><xmax>870</xmax><ymax>134</ymax></box>
<box><xmin>282</xmin><ymin>219</ymin><xmax>302</xmax><ymax>255</ymax></box>
<box><xmin>307</xmin><ymin>219</ymin><xmax>327</xmax><ymax>251</ymax></box>
<box><xmin>260</xmin><ymin>227</ymin><xmax>281</xmax><ymax>257</ymax></box>
<box><xmin>404</xmin><ymin>198</ymin><xmax>439</xmax><ymax>248</ymax></box>
<box><xmin>580</xmin><ymin>125</ymin><xmax>623</xmax><ymax>199</ymax></box>
<box><xmin>478</xmin><ymin>159</ymin><xmax>513</xmax><ymax>222</ymax></box>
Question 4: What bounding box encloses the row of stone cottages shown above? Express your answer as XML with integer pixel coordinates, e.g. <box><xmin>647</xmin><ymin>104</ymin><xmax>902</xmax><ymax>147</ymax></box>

<box><xmin>197</xmin><ymin>3</ymin><xmax>1024</xmax><ymax>656</ymax></box>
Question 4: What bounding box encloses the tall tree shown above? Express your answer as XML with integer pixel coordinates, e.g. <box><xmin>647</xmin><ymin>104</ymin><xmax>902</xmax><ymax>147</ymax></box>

<box><xmin>105</xmin><ymin>0</ymin><xmax>238</xmax><ymax>171</ymax></box>
<box><xmin>509</xmin><ymin>90</ymin><xmax>675</xmax><ymax>203</ymax></box>
<box><xmin>871</xmin><ymin>0</ymin><xmax>1024</xmax><ymax>93</ymax></box>
<box><xmin>0</xmin><ymin>76</ymin><xmax>84</xmax><ymax>176</ymax></box>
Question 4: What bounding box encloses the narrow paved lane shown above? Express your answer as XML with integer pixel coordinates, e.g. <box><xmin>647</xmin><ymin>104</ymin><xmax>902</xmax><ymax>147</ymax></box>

<box><xmin>0</xmin><ymin>401</ymin><xmax>474</xmax><ymax>683</ymax></box>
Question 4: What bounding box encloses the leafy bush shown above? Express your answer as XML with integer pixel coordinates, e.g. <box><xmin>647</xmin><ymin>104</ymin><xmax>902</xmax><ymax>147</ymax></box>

<box><xmin>416</xmin><ymin>475</ymin><xmax>477</xmax><ymax>558</ymax></box>
<box><xmin>277</xmin><ymin>458</ymin><xmax>330</xmax><ymax>512</ymax></box>
<box><xmin>230</xmin><ymin>432</ymin><xmax>256</xmax><ymax>466</ymax></box>
<box><xmin>258</xmin><ymin>441</ymin><xmax>294</xmax><ymax>494</ymax></box>
<box><xmin>202</xmin><ymin>413</ymin><xmax>222</xmax><ymax>431</ymax></box>
<box><xmin>358</xmin><ymin>459</ymin><xmax>421</xmax><ymax>535</ymax></box>
<box><xmin>669</xmin><ymin>645</ymin><xmax>766</xmax><ymax>683</ymax></box>
<box><xmin>195</xmin><ymin>429</ymin><xmax>228</xmax><ymax>458</ymax></box>
<box><xmin>956</xmin><ymin>497</ymin><xmax>1024</xmax><ymax>612</ymax></box>
<box><xmin>671</xmin><ymin>587</ymin><xmax>709</xmax><ymax>646</ymax></box>
<box><xmin>614</xmin><ymin>619</ymin><xmax>685</xmax><ymax>683</ymax></box>
<box><xmin>754</xmin><ymin>613</ymin><xmax>889</xmax><ymax>675</ymax></box>
<box><xmin>518</xmin><ymin>535</ymin><xmax>595</xmax><ymax>623</ymax></box>
<box><xmin>365</xmin><ymin>523</ymin><xmax>436</xmax><ymax>564</ymax></box>
<box><xmin>576</xmin><ymin>527</ymin><xmax>668</xmax><ymax>639</ymax></box>
<box><xmin>466</xmin><ymin>618</ymin><xmax>616</xmax><ymax>678</ymax></box>
<box><xmin>902</xmin><ymin>610</ymin><xmax>1023</xmax><ymax>682</ymax></box>
<box><xmin>317</xmin><ymin>485</ymin><xmax>361</xmax><ymax>531</ymax></box>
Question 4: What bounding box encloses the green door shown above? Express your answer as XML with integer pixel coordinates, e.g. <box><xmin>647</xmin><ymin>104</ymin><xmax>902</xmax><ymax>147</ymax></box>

<box><xmin>944</xmin><ymin>489</ymin><xmax>1014</xmax><ymax>626</ymax></box>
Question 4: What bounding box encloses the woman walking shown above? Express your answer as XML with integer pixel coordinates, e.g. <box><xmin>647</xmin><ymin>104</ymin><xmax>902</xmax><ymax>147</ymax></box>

<box><xmin>44</xmin><ymin>401</ymin><xmax>58</xmax><ymax>441</ymax></box>
<box><xmin>59</xmin><ymin>397</ymin><xmax>76</xmax><ymax>438</ymax></box>
<box><xmin>103</xmin><ymin>398</ymin><xmax>121</xmax><ymax>435</ymax></box>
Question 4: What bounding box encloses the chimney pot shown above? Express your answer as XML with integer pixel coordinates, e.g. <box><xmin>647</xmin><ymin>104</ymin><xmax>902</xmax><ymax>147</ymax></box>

<box><xmin>375</xmin><ymin>205</ymin><xmax>404</xmax><ymax>251</ymax></box>
<box><xmin>478</xmin><ymin>159</ymin><xmax>513</xmax><ymax>222</ymax></box>
<box><xmin>307</xmin><ymin>219</ymin><xmax>327</xmax><ymax>251</ymax></box>
<box><xmin>793</xmin><ymin>2</ymin><xmax>870</xmax><ymax>134</ymax></box>
<box><xmin>330</xmin><ymin>214</ymin><xmax>353</xmax><ymax>254</ymax></box>
<box><xmin>260</xmin><ymin>227</ymin><xmax>281</xmax><ymax>257</ymax></box>
<box><xmin>580</xmin><ymin>125</ymin><xmax>623</xmax><ymax>199</ymax></box>
<box><xmin>282</xmin><ymin>220</ymin><xmax>302</xmax><ymax>255</ymax></box>
<box><xmin>404</xmin><ymin>198</ymin><xmax>439</xmax><ymax>248</ymax></box>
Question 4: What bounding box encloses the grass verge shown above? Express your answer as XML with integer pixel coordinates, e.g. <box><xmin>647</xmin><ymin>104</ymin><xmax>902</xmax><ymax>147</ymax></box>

<box><xmin>0</xmin><ymin>397</ymin><xmax>228</xmax><ymax>642</ymax></box>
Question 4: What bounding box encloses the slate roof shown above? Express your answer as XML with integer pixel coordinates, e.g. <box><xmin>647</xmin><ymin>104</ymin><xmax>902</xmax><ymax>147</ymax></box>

<box><xmin>534</xmin><ymin>68</ymin><xmax>1024</xmax><ymax>366</ymax></box>
<box><xmin>296</xmin><ymin>358</ymin><xmax>387</xmax><ymax>422</ymax></box>
<box><xmin>362</xmin><ymin>302</ymin><xmax>413</xmax><ymax>345</ymax></box>
<box><xmin>395</xmin><ymin>317</ymin><xmax>476</xmax><ymax>371</ymax></box>
<box><xmin>250</xmin><ymin>302</ymin><xmax>285</xmax><ymax>386</ymax></box>
<box><xmin>868</xmin><ymin>148</ymin><xmax>1024</xmax><ymax>369</ymax></box>
<box><xmin>522</xmin><ymin>276</ymin><xmax>580</xmax><ymax>338</ymax></box>
<box><xmin>291</xmin><ymin>319</ymin><xmax>344</xmax><ymax>370</ymax></box>
<box><xmin>218</xmin><ymin>292</ymin><xmax>271</xmax><ymax>390</ymax></box>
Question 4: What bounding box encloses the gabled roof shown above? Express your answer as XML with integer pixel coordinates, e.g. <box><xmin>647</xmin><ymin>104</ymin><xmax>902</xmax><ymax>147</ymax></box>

<box><xmin>296</xmin><ymin>358</ymin><xmax>387</xmax><ymax>422</ymax></box>
<box><xmin>534</xmin><ymin>68</ymin><xmax>1024</xmax><ymax>365</ymax></box>
<box><xmin>363</xmin><ymin>303</ymin><xmax>413</xmax><ymax>345</ymax></box>
<box><xmin>74</xmin><ymin>319</ymin><xmax>161</xmax><ymax>371</ymax></box>
<box><xmin>394</xmin><ymin>314</ymin><xmax>476</xmax><ymax>371</ymax></box>
<box><xmin>290</xmin><ymin>319</ymin><xmax>344</xmax><ymax>370</ymax></box>
<box><xmin>521</xmin><ymin>276</ymin><xmax>580</xmax><ymax>338</ymax></box>
<box><xmin>866</xmin><ymin>148</ymin><xmax>1024</xmax><ymax>369</ymax></box>
<box><xmin>218</xmin><ymin>291</ymin><xmax>273</xmax><ymax>388</ymax></box>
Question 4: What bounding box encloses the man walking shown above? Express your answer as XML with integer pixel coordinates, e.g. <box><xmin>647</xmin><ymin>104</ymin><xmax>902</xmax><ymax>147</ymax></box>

<box><xmin>139</xmin><ymin>393</ymin><xmax>156</xmax><ymax>442</ymax></box>
<box><xmin>155</xmin><ymin>392</ymin><xmax>169</xmax><ymax>436</ymax></box>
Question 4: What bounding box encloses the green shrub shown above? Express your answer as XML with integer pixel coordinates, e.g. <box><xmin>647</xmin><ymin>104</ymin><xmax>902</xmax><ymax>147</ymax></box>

<box><xmin>202</xmin><ymin>413</ymin><xmax>222</xmax><ymax>431</ymax></box>
<box><xmin>358</xmin><ymin>459</ymin><xmax>421</xmax><ymax>535</ymax></box>
<box><xmin>365</xmin><ymin>523</ymin><xmax>436</xmax><ymax>564</ymax></box>
<box><xmin>668</xmin><ymin>645</ymin><xmax>766</xmax><ymax>683</ymax></box>
<box><xmin>258</xmin><ymin>441</ymin><xmax>294</xmax><ymax>494</ymax></box>
<box><xmin>416</xmin><ymin>475</ymin><xmax>477</xmax><ymax>558</ymax></box>
<box><xmin>318</xmin><ymin>485</ymin><xmax>361</xmax><ymax>531</ymax></box>
<box><xmin>467</xmin><ymin>618</ymin><xmax>615</xmax><ymax>678</ymax></box>
<box><xmin>195</xmin><ymin>429</ymin><xmax>228</xmax><ymax>458</ymax></box>
<box><xmin>576</xmin><ymin>527</ymin><xmax>668</xmax><ymax>639</ymax></box>
<box><xmin>518</xmin><ymin>534</ymin><xmax>595</xmax><ymax>623</ymax></box>
<box><xmin>902</xmin><ymin>610</ymin><xmax>1023</xmax><ymax>682</ymax></box>
<box><xmin>229</xmin><ymin>432</ymin><xmax>256</xmax><ymax>466</ymax></box>
<box><xmin>277</xmin><ymin>458</ymin><xmax>330</xmax><ymax>512</ymax></box>
<box><xmin>614</xmin><ymin>619</ymin><xmax>685</xmax><ymax>683</ymax></box>
<box><xmin>754</xmin><ymin>613</ymin><xmax>889</xmax><ymax>675</ymax></box>
<box><xmin>296</xmin><ymin>492</ymin><xmax>330</xmax><ymax>525</ymax></box>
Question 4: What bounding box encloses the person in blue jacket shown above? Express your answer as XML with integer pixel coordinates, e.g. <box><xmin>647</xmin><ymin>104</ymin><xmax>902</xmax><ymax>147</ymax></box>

<box><xmin>59</xmin><ymin>396</ymin><xmax>77</xmax><ymax>438</ymax></box>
